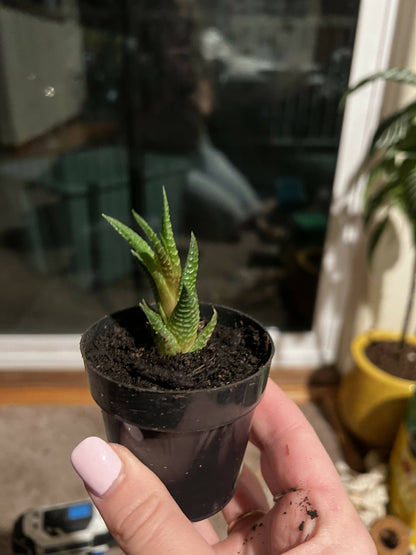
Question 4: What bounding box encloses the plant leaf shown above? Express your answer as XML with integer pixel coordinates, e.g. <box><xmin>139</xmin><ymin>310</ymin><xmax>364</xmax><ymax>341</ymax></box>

<box><xmin>103</xmin><ymin>214</ymin><xmax>163</xmax><ymax>296</ymax></box>
<box><xmin>104</xmin><ymin>192</ymin><xmax>217</xmax><ymax>356</ymax></box>
<box><xmin>179</xmin><ymin>232</ymin><xmax>199</xmax><ymax>296</ymax></box>
<box><xmin>167</xmin><ymin>285</ymin><xmax>200</xmax><ymax>352</ymax></box>
<box><xmin>371</xmin><ymin>102</ymin><xmax>416</xmax><ymax>152</ymax></box>
<box><xmin>396</xmin><ymin>123</ymin><xmax>416</xmax><ymax>154</ymax></box>
<box><xmin>132</xmin><ymin>209</ymin><xmax>175</xmax><ymax>283</ymax></box>
<box><xmin>130</xmin><ymin>250</ymin><xmax>163</xmax><ymax>307</ymax></box>
<box><xmin>160</xmin><ymin>187</ymin><xmax>181</xmax><ymax>278</ymax></box>
<box><xmin>189</xmin><ymin>308</ymin><xmax>218</xmax><ymax>353</ymax></box>
<box><xmin>103</xmin><ymin>214</ymin><xmax>155</xmax><ymax>261</ymax></box>
<box><xmin>140</xmin><ymin>301</ymin><xmax>179</xmax><ymax>355</ymax></box>
<box><xmin>402</xmin><ymin>160</ymin><xmax>416</xmax><ymax>235</ymax></box>
<box><xmin>342</xmin><ymin>68</ymin><xmax>416</xmax><ymax>106</ymax></box>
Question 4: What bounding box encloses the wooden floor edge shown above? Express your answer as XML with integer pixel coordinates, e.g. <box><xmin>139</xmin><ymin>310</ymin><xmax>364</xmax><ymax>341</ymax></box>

<box><xmin>0</xmin><ymin>367</ymin><xmax>321</xmax><ymax>405</ymax></box>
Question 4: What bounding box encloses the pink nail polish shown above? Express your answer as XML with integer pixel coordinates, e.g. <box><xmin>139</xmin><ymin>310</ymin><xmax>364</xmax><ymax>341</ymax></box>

<box><xmin>71</xmin><ymin>436</ymin><xmax>122</xmax><ymax>496</ymax></box>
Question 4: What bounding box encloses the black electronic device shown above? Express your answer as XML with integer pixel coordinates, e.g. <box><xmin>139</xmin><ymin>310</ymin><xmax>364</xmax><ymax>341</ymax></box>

<box><xmin>12</xmin><ymin>500</ymin><xmax>114</xmax><ymax>554</ymax></box>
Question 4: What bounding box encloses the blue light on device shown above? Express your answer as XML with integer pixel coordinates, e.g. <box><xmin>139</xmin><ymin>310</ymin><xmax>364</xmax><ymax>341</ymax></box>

<box><xmin>68</xmin><ymin>502</ymin><xmax>92</xmax><ymax>520</ymax></box>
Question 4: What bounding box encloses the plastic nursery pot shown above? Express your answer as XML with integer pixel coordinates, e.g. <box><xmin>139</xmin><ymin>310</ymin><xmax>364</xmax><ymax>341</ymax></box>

<box><xmin>338</xmin><ymin>330</ymin><xmax>416</xmax><ymax>448</ymax></box>
<box><xmin>80</xmin><ymin>304</ymin><xmax>274</xmax><ymax>522</ymax></box>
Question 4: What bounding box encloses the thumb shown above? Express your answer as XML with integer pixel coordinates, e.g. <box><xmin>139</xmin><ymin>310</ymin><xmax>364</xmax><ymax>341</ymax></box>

<box><xmin>71</xmin><ymin>436</ymin><xmax>214</xmax><ymax>555</ymax></box>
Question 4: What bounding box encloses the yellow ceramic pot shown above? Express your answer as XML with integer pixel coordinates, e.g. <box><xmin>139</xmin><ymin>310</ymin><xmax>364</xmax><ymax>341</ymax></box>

<box><xmin>338</xmin><ymin>330</ymin><xmax>416</xmax><ymax>448</ymax></box>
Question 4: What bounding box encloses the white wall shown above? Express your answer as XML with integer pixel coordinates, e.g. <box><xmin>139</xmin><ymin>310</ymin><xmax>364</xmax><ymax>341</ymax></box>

<box><xmin>336</xmin><ymin>0</ymin><xmax>416</xmax><ymax>373</ymax></box>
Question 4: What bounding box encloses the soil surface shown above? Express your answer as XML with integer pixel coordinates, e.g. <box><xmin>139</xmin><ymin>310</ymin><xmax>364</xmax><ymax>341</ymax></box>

<box><xmin>366</xmin><ymin>340</ymin><xmax>416</xmax><ymax>380</ymax></box>
<box><xmin>85</xmin><ymin>310</ymin><xmax>270</xmax><ymax>391</ymax></box>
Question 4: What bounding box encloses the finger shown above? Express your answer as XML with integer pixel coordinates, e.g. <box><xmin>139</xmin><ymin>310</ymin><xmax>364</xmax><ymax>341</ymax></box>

<box><xmin>222</xmin><ymin>465</ymin><xmax>269</xmax><ymax>524</ymax></box>
<box><xmin>250</xmin><ymin>379</ymin><xmax>341</xmax><ymax>496</ymax></box>
<box><xmin>250</xmin><ymin>380</ymin><xmax>377</xmax><ymax>554</ymax></box>
<box><xmin>192</xmin><ymin>520</ymin><xmax>219</xmax><ymax>545</ymax></box>
<box><xmin>269</xmin><ymin>487</ymin><xmax>376</xmax><ymax>555</ymax></box>
<box><xmin>71</xmin><ymin>437</ymin><xmax>214</xmax><ymax>555</ymax></box>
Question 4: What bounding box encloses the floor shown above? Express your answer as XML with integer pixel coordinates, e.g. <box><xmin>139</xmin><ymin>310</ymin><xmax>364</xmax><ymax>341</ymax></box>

<box><xmin>0</xmin><ymin>365</ymin><xmax>355</xmax><ymax>467</ymax></box>
<box><xmin>0</xmin><ymin>366</ymin><xmax>325</xmax><ymax>405</ymax></box>
<box><xmin>0</xmin><ymin>366</ymin><xmax>346</xmax><ymax>555</ymax></box>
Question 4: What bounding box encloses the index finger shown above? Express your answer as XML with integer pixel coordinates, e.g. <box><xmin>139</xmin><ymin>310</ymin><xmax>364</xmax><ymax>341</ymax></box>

<box><xmin>250</xmin><ymin>379</ymin><xmax>342</xmax><ymax>496</ymax></box>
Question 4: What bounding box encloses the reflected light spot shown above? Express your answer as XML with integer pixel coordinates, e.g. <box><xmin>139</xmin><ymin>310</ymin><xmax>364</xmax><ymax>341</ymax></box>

<box><xmin>44</xmin><ymin>86</ymin><xmax>55</xmax><ymax>97</ymax></box>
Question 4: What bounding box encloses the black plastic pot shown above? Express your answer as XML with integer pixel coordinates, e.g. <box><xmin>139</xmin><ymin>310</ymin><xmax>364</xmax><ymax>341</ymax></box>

<box><xmin>80</xmin><ymin>304</ymin><xmax>274</xmax><ymax>521</ymax></box>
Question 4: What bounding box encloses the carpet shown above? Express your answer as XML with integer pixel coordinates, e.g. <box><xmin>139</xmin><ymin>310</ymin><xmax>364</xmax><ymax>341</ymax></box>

<box><xmin>0</xmin><ymin>402</ymin><xmax>342</xmax><ymax>554</ymax></box>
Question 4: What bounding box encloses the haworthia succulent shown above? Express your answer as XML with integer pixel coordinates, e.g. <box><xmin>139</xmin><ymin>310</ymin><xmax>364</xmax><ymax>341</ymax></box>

<box><xmin>103</xmin><ymin>187</ymin><xmax>217</xmax><ymax>355</ymax></box>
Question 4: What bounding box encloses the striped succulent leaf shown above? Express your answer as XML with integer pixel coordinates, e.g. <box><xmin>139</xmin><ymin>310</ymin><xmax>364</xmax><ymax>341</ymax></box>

<box><xmin>103</xmin><ymin>187</ymin><xmax>217</xmax><ymax>355</ymax></box>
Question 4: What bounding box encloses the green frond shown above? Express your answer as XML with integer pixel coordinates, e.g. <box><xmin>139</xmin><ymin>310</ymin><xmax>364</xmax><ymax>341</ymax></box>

<box><xmin>189</xmin><ymin>308</ymin><xmax>218</xmax><ymax>353</ymax></box>
<box><xmin>349</xmin><ymin>68</ymin><xmax>416</xmax><ymax>95</ymax></box>
<box><xmin>402</xmin><ymin>161</ymin><xmax>416</xmax><ymax>229</ymax></box>
<box><xmin>342</xmin><ymin>68</ymin><xmax>416</xmax><ymax>107</ymax></box>
<box><xmin>371</xmin><ymin>102</ymin><xmax>416</xmax><ymax>153</ymax></box>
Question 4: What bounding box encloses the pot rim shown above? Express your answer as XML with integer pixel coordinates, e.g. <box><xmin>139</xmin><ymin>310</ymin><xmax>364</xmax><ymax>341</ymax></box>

<box><xmin>81</xmin><ymin>303</ymin><xmax>274</xmax><ymax>430</ymax></box>
<box><xmin>351</xmin><ymin>329</ymin><xmax>416</xmax><ymax>387</ymax></box>
<box><xmin>81</xmin><ymin>303</ymin><xmax>274</xmax><ymax>396</ymax></box>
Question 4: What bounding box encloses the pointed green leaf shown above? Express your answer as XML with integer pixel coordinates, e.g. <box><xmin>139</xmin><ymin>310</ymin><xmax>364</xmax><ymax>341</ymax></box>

<box><xmin>179</xmin><ymin>233</ymin><xmax>199</xmax><ymax>296</ymax></box>
<box><xmin>372</xmin><ymin>102</ymin><xmax>416</xmax><ymax>152</ymax></box>
<box><xmin>135</xmin><ymin>261</ymin><xmax>176</xmax><ymax>318</ymax></box>
<box><xmin>140</xmin><ymin>301</ymin><xmax>179</xmax><ymax>355</ymax></box>
<box><xmin>103</xmin><ymin>214</ymin><xmax>155</xmax><ymax>260</ymax></box>
<box><xmin>342</xmin><ymin>68</ymin><xmax>416</xmax><ymax>107</ymax></box>
<box><xmin>130</xmin><ymin>250</ymin><xmax>162</xmax><ymax>307</ymax></box>
<box><xmin>130</xmin><ymin>250</ymin><xmax>175</xmax><ymax>312</ymax></box>
<box><xmin>132</xmin><ymin>209</ymin><xmax>175</xmax><ymax>283</ymax></box>
<box><xmin>396</xmin><ymin>124</ymin><xmax>416</xmax><ymax>153</ymax></box>
<box><xmin>189</xmin><ymin>308</ymin><xmax>218</xmax><ymax>353</ymax></box>
<box><xmin>402</xmin><ymin>161</ymin><xmax>416</xmax><ymax>227</ymax></box>
<box><xmin>167</xmin><ymin>285</ymin><xmax>200</xmax><ymax>352</ymax></box>
<box><xmin>104</xmin><ymin>214</ymin><xmax>166</xmax><ymax>300</ymax></box>
<box><xmin>161</xmin><ymin>187</ymin><xmax>181</xmax><ymax>278</ymax></box>
<box><xmin>363</xmin><ymin>163</ymin><xmax>388</xmax><ymax>202</ymax></box>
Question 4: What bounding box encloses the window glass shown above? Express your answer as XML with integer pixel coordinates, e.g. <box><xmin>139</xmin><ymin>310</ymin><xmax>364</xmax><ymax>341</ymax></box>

<box><xmin>0</xmin><ymin>0</ymin><xmax>359</xmax><ymax>333</ymax></box>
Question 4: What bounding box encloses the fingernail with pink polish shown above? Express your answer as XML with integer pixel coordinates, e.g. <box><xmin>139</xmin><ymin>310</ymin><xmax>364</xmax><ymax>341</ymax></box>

<box><xmin>71</xmin><ymin>436</ymin><xmax>122</xmax><ymax>496</ymax></box>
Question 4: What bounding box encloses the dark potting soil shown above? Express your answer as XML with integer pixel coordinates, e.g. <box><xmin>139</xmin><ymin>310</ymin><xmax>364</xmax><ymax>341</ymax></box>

<box><xmin>366</xmin><ymin>340</ymin><xmax>416</xmax><ymax>381</ymax></box>
<box><xmin>88</xmin><ymin>315</ymin><xmax>269</xmax><ymax>391</ymax></box>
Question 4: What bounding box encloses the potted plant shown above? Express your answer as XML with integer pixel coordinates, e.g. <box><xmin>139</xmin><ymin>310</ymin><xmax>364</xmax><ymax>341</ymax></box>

<box><xmin>80</xmin><ymin>188</ymin><xmax>274</xmax><ymax>521</ymax></box>
<box><xmin>338</xmin><ymin>68</ymin><xmax>416</xmax><ymax>448</ymax></box>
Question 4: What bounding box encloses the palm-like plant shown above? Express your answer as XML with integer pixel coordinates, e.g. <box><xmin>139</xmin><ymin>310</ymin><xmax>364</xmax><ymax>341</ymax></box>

<box><xmin>345</xmin><ymin>68</ymin><xmax>416</xmax><ymax>349</ymax></box>
<box><xmin>104</xmin><ymin>188</ymin><xmax>217</xmax><ymax>355</ymax></box>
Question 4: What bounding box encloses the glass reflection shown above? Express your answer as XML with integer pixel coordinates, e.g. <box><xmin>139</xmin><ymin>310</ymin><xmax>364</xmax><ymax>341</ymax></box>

<box><xmin>0</xmin><ymin>0</ymin><xmax>359</xmax><ymax>333</ymax></box>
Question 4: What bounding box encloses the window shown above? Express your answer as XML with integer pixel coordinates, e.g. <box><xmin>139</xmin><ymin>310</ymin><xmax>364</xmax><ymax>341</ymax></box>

<box><xmin>0</xmin><ymin>0</ymin><xmax>398</xmax><ymax>368</ymax></box>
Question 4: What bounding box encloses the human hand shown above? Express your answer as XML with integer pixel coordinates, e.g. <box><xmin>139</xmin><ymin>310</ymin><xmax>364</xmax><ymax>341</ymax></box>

<box><xmin>71</xmin><ymin>379</ymin><xmax>376</xmax><ymax>554</ymax></box>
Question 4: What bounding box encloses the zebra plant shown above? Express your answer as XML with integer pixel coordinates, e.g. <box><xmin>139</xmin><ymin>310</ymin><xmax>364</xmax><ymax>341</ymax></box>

<box><xmin>345</xmin><ymin>67</ymin><xmax>416</xmax><ymax>349</ymax></box>
<box><xmin>104</xmin><ymin>188</ymin><xmax>217</xmax><ymax>355</ymax></box>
